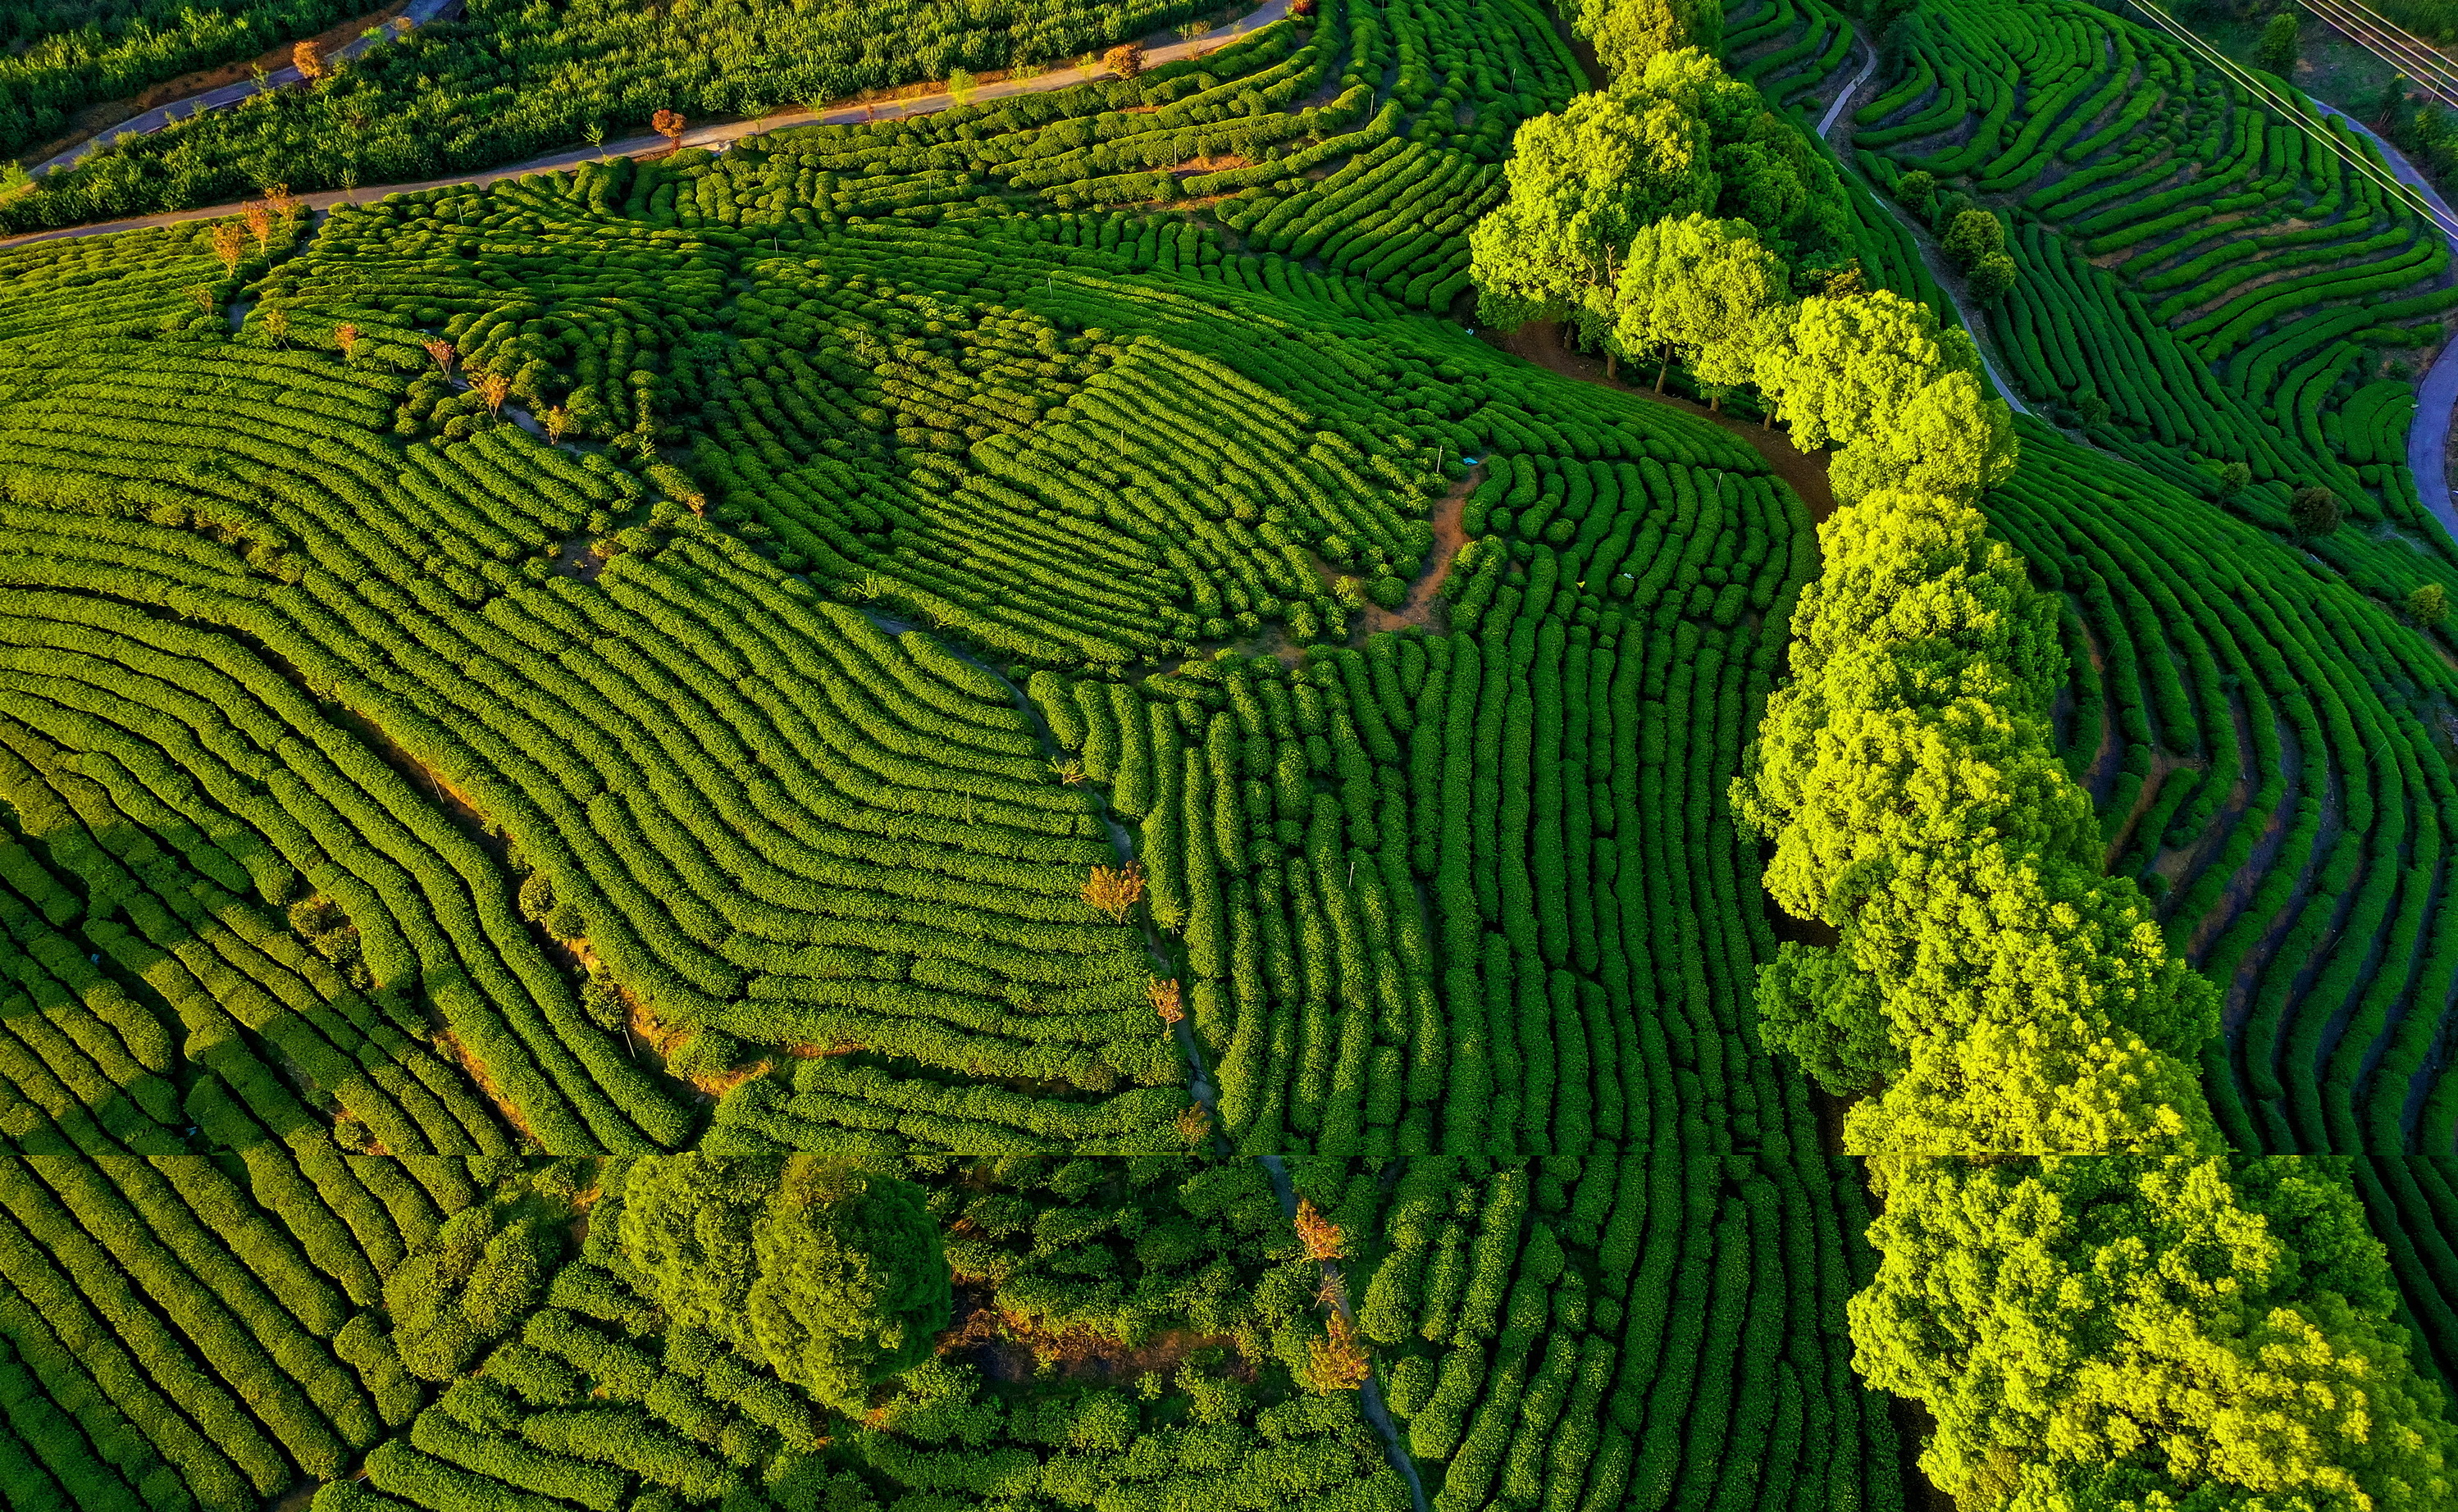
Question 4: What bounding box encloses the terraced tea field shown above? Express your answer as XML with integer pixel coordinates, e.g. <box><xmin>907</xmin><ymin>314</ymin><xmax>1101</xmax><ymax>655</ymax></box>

<box><xmin>2</xmin><ymin>0</ymin><xmax>2457</xmax><ymax>1508</ymax></box>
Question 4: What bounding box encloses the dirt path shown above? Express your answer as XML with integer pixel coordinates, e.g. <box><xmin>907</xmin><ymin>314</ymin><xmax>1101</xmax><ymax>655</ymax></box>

<box><xmin>4</xmin><ymin>0</ymin><xmax>1288</xmax><ymax>248</ymax></box>
<box><xmin>1479</xmin><ymin>321</ymin><xmax>1840</xmax><ymax>517</ymax></box>
<box><xmin>1357</xmin><ymin>469</ymin><xmax>1477</xmax><ymax>636</ymax></box>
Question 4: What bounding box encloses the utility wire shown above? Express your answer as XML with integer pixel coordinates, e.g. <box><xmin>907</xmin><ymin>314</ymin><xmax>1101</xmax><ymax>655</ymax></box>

<box><xmin>2301</xmin><ymin>0</ymin><xmax>2458</xmax><ymax>110</ymax></box>
<box><xmin>2123</xmin><ymin>0</ymin><xmax>2458</xmax><ymax>242</ymax></box>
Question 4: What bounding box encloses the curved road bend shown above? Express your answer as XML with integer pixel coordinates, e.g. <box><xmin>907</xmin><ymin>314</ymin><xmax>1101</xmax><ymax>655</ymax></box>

<box><xmin>2</xmin><ymin>0</ymin><xmax>1289</xmax><ymax>251</ymax></box>
<box><xmin>2314</xmin><ymin>100</ymin><xmax>2458</xmax><ymax>545</ymax></box>
<box><xmin>1816</xmin><ymin>41</ymin><xmax>1880</xmax><ymax>141</ymax></box>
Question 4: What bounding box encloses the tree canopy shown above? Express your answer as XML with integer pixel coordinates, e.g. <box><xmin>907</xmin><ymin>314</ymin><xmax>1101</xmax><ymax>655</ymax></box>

<box><xmin>1736</xmin><ymin>484</ymin><xmax>2458</xmax><ymax>1510</ymax></box>
<box><xmin>621</xmin><ymin>1154</ymin><xmax>952</xmax><ymax>1410</ymax></box>
<box><xmin>1751</xmin><ymin>289</ymin><xmax>1983</xmax><ymax>451</ymax></box>
<box><xmin>1571</xmin><ymin>0</ymin><xmax>1722</xmax><ymax>85</ymax></box>
<box><xmin>1611</xmin><ymin>212</ymin><xmax>1787</xmax><ymax>389</ymax></box>
<box><xmin>1470</xmin><ymin>49</ymin><xmax>1847</xmax><ymax>335</ymax></box>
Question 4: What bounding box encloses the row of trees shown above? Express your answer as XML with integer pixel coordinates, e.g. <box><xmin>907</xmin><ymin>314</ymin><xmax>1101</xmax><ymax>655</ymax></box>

<box><xmin>1470</xmin><ymin>49</ymin><xmax>2013</xmax><ymax>506</ymax></box>
<box><xmin>1470</xmin><ymin>20</ymin><xmax>2458</xmax><ymax>1507</ymax></box>
<box><xmin>1735</xmin><ymin>472</ymin><xmax>2458</xmax><ymax>1509</ymax></box>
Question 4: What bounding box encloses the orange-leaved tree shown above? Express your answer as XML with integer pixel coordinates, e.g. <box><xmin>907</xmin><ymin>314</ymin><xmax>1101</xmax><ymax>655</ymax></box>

<box><xmin>1294</xmin><ymin>1198</ymin><xmax>1344</xmax><ymax>1261</ymax></box>
<box><xmin>651</xmin><ymin>109</ymin><xmax>686</xmax><ymax>153</ymax></box>
<box><xmin>292</xmin><ymin>42</ymin><xmax>323</xmax><ymax>82</ymax></box>
<box><xmin>1307</xmin><ymin>1314</ymin><xmax>1370</xmax><ymax>1391</ymax></box>
<box><xmin>1083</xmin><ymin>863</ymin><xmax>1144</xmax><ymax>922</ymax></box>
<box><xmin>211</xmin><ymin>221</ymin><xmax>246</xmax><ymax>274</ymax></box>
<box><xmin>1104</xmin><ymin>42</ymin><xmax>1146</xmax><ymax>77</ymax></box>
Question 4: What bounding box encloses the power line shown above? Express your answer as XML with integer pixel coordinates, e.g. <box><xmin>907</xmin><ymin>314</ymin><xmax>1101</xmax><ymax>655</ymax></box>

<box><xmin>2303</xmin><ymin>0</ymin><xmax>2458</xmax><ymax>111</ymax></box>
<box><xmin>2123</xmin><ymin>0</ymin><xmax>2458</xmax><ymax>243</ymax></box>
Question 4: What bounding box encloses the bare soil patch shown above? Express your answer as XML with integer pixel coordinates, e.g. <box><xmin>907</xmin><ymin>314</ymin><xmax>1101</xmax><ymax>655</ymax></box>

<box><xmin>939</xmin><ymin>1285</ymin><xmax>1247</xmax><ymax>1385</ymax></box>
<box><xmin>1480</xmin><ymin>320</ymin><xmax>1840</xmax><ymax>519</ymax></box>
<box><xmin>1355</xmin><ymin>466</ymin><xmax>1476</xmax><ymax>637</ymax></box>
<box><xmin>551</xmin><ymin>531</ymin><xmax>605</xmax><ymax>581</ymax></box>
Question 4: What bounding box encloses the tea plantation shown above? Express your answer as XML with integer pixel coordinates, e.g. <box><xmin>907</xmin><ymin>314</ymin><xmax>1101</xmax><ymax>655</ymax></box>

<box><xmin>1</xmin><ymin>0</ymin><xmax>2456</xmax><ymax>1508</ymax></box>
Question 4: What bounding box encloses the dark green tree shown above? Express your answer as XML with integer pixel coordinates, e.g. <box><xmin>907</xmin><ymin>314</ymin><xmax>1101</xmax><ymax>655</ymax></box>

<box><xmin>1756</xmin><ymin>940</ymin><xmax>1903</xmax><ymax>1096</ymax></box>
<box><xmin>1968</xmin><ymin>248</ymin><xmax>2018</xmax><ymax>300</ymax></box>
<box><xmin>1940</xmin><ymin>207</ymin><xmax>2005</xmax><ymax>271</ymax></box>
<box><xmin>622</xmin><ymin>1154</ymin><xmax>952</xmax><ymax>1410</ymax></box>
<box><xmin>2255</xmin><ymin>10</ymin><xmax>2300</xmax><ymax>76</ymax></box>
<box><xmin>2289</xmin><ymin>485</ymin><xmax>2342</xmax><ymax>537</ymax></box>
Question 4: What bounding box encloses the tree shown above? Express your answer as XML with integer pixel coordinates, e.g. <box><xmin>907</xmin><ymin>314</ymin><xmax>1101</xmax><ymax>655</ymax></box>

<box><xmin>1573</xmin><ymin>0</ymin><xmax>1721</xmax><ymax>84</ymax></box>
<box><xmin>1968</xmin><ymin>249</ymin><xmax>2018</xmax><ymax>299</ymax></box>
<box><xmin>1471</xmin><ymin>50</ymin><xmax>1846</xmax><ymax>335</ymax></box>
<box><xmin>947</xmin><ymin>68</ymin><xmax>976</xmax><ymax>106</ymax></box>
<box><xmin>2408</xmin><ymin>582</ymin><xmax>2448</xmax><ymax>624</ymax></box>
<box><xmin>332</xmin><ymin>322</ymin><xmax>358</xmax><ymax>362</ymax></box>
<box><xmin>1084</xmin><ymin>863</ymin><xmax>1145</xmax><ymax>922</ymax></box>
<box><xmin>1295</xmin><ymin>1199</ymin><xmax>1346</xmax><ymax>1260</ymax></box>
<box><xmin>1930</xmin><ymin>188</ymin><xmax>1976</xmax><ymax>236</ymax></box>
<box><xmin>1892</xmin><ymin>168</ymin><xmax>1937</xmax><ymax>212</ymax></box>
<box><xmin>1105</xmin><ymin>43</ymin><xmax>1147</xmax><ymax>78</ymax></box>
<box><xmin>1751</xmin><ymin>288</ymin><xmax>1982</xmax><ymax>450</ymax></box>
<box><xmin>1755</xmin><ymin>940</ymin><xmax>1901</xmax><ymax>1096</ymax></box>
<box><xmin>212</xmin><ymin>221</ymin><xmax>246</xmax><ymax>273</ymax></box>
<box><xmin>1853</xmin><ymin>1154</ymin><xmax>2458</xmax><ymax>1512</ymax></box>
<box><xmin>292</xmin><ymin>41</ymin><xmax>324</xmax><ymax>82</ymax></box>
<box><xmin>622</xmin><ymin>1155</ymin><xmax>951</xmax><ymax>1411</ymax></box>
<box><xmin>2217</xmin><ymin>460</ymin><xmax>2253</xmax><ymax>498</ymax></box>
<box><xmin>1835</xmin><ymin>370</ymin><xmax>2019</xmax><ymax>507</ymax></box>
<box><xmin>2378</xmin><ymin>76</ymin><xmax>2415</xmax><ymax>140</ymax></box>
<box><xmin>1469</xmin><ymin>88</ymin><xmax>1715</xmax><ymax>337</ymax></box>
<box><xmin>1307</xmin><ymin>1314</ymin><xmax>1372</xmax><ymax>1391</ymax></box>
<box><xmin>2256</xmin><ymin>10</ymin><xmax>2300</xmax><ymax>76</ymax></box>
<box><xmin>2290</xmin><ymin>485</ymin><xmax>2342</xmax><ymax>536</ymax></box>
<box><xmin>1940</xmin><ymin>208</ymin><xmax>2005</xmax><ymax>271</ymax></box>
<box><xmin>651</xmin><ymin>108</ymin><xmax>686</xmax><ymax>153</ymax></box>
<box><xmin>1611</xmin><ymin>213</ymin><xmax>1787</xmax><ymax>390</ymax></box>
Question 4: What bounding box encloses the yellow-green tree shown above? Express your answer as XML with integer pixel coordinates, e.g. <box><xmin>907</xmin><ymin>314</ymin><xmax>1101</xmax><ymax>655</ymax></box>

<box><xmin>1610</xmin><ymin>212</ymin><xmax>1786</xmax><ymax>389</ymax></box>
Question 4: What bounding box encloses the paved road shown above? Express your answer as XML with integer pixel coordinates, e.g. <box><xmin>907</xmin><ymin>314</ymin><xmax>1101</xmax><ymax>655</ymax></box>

<box><xmin>1816</xmin><ymin>41</ymin><xmax>1879</xmax><ymax>141</ymax></box>
<box><xmin>34</xmin><ymin>0</ymin><xmax>464</xmax><ymax>179</ymax></box>
<box><xmin>2314</xmin><ymin>100</ymin><xmax>2458</xmax><ymax>545</ymax></box>
<box><xmin>5</xmin><ymin>0</ymin><xmax>1287</xmax><ymax>249</ymax></box>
